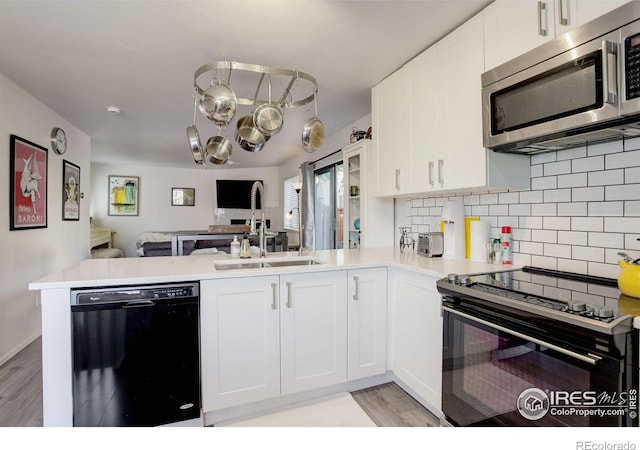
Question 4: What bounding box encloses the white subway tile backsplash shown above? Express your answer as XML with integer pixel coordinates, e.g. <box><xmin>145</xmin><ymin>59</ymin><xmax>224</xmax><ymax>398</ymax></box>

<box><xmin>557</xmin><ymin>147</ymin><xmax>586</xmax><ymax>161</ymax></box>
<box><xmin>588</xmin><ymin>232</ymin><xmax>624</xmax><ymax>249</ymax></box>
<box><xmin>558</xmin><ymin>202</ymin><xmax>587</xmax><ymax>217</ymax></box>
<box><xmin>572</xmin><ymin>186</ymin><xmax>604</xmax><ymax>202</ymax></box>
<box><xmin>531</xmin><ymin>203</ymin><xmax>557</xmax><ymax>216</ymax></box>
<box><xmin>499</xmin><ymin>192</ymin><xmax>519</xmax><ymax>204</ymax></box>
<box><xmin>479</xmin><ymin>193</ymin><xmax>498</xmax><ymax>204</ymax></box>
<box><xmin>544</xmin><ymin>243</ymin><xmax>572</xmax><ymax>258</ymax></box>
<box><xmin>606</xmin><ymin>184</ymin><xmax>640</xmax><ymax>201</ymax></box>
<box><xmin>558</xmin><ymin>258</ymin><xmax>587</xmax><ymax>274</ymax></box>
<box><xmin>588</xmin><ymin>201</ymin><xmax>623</xmax><ymax>217</ymax></box>
<box><xmin>520</xmin><ymin>241</ymin><xmax>544</xmax><ymax>255</ymax></box>
<box><xmin>531</xmin><ymin>164</ymin><xmax>543</xmax><ymax>177</ymax></box>
<box><xmin>571</xmin><ymin>217</ymin><xmax>603</xmax><ymax>232</ymax></box>
<box><xmin>519</xmin><ymin>190</ymin><xmax>543</xmax><ymax>204</ymax></box>
<box><xmin>543</xmin><ymin>189</ymin><xmax>571</xmax><ymax>203</ymax></box>
<box><xmin>558</xmin><ymin>173</ymin><xmax>587</xmax><ymax>188</ymax></box>
<box><xmin>508</xmin><ymin>204</ymin><xmax>531</xmax><ymax>216</ymax></box>
<box><xmin>572</xmin><ymin>246</ymin><xmax>604</xmax><ymax>262</ymax></box>
<box><xmin>605</xmin><ymin>217</ymin><xmax>640</xmax><ymax>233</ymax></box>
<box><xmin>489</xmin><ymin>204</ymin><xmax>509</xmax><ymax>216</ymax></box>
<box><xmin>606</xmin><ymin>150</ymin><xmax>640</xmax><ymax>169</ymax></box>
<box><xmin>543</xmin><ymin>216</ymin><xmax>571</xmax><ymax>230</ymax></box>
<box><xmin>519</xmin><ymin>216</ymin><xmax>543</xmax><ymax>229</ymax></box>
<box><xmin>572</xmin><ymin>155</ymin><xmax>604</xmax><ymax>173</ymax></box>
<box><xmin>544</xmin><ymin>160</ymin><xmax>571</xmax><ymax>176</ymax></box>
<box><xmin>531</xmin><ymin>176</ymin><xmax>557</xmax><ymax>190</ymax></box>
<box><xmin>626</xmin><ymin>201</ymin><xmax>640</xmax><ymax>217</ymax></box>
<box><xmin>558</xmin><ymin>231</ymin><xmax>587</xmax><ymax>246</ymax></box>
<box><xmin>588</xmin><ymin>140</ymin><xmax>623</xmax><ymax>156</ymax></box>
<box><xmin>406</xmin><ymin>145</ymin><xmax>638</xmax><ymax>276</ymax></box>
<box><xmin>532</xmin><ymin>229</ymin><xmax>557</xmax><ymax>243</ymax></box>
<box><xmin>626</xmin><ymin>167</ymin><xmax>640</xmax><ymax>183</ymax></box>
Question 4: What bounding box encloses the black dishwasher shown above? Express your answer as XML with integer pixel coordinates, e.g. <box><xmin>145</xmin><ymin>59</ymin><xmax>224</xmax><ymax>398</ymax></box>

<box><xmin>71</xmin><ymin>282</ymin><xmax>200</xmax><ymax>427</ymax></box>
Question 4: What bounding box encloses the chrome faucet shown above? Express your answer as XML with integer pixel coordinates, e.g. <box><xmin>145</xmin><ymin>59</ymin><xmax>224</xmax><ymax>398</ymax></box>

<box><xmin>250</xmin><ymin>181</ymin><xmax>267</xmax><ymax>257</ymax></box>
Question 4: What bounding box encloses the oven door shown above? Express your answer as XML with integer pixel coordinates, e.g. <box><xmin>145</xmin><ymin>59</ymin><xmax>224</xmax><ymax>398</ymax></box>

<box><xmin>442</xmin><ymin>302</ymin><xmax>637</xmax><ymax>427</ymax></box>
<box><xmin>482</xmin><ymin>30</ymin><xmax>621</xmax><ymax>151</ymax></box>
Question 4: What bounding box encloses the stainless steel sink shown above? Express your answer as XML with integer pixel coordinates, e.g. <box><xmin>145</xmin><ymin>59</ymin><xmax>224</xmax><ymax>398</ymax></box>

<box><xmin>213</xmin><ymin>258</ymin><xmax>323</xmax><ymax>271</ymax></box>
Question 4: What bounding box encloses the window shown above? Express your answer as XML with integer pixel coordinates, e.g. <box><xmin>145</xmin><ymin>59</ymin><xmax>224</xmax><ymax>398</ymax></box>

<box><xmin>283</xmin><ymin>175</ymin><xmax>300</xmax><ymax>230</ymax></box>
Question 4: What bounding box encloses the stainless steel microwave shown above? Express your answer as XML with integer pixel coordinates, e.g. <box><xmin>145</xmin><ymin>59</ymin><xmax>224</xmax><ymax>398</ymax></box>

<box><xmin>482</xmin><ymin>2</ymin><xmax>640</xmax><ymax>154</ymax></box>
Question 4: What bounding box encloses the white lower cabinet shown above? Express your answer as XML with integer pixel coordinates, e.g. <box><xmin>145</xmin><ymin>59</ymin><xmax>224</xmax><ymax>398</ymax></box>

<box><xmin>201</xmin><ymin>271</ymin><xmax>349</xmax><ymax>412</ymax></box>
<box><xmin>200</xmin><ymin>276</ymin><xmax>281</xmax><ymax>411</ymax></box>
<box><xmin>392</xmin><ymin>269</ymin><xmax>443</xmax><ymax>414</ymax></box>
<box><xmin>347</xmin><ymin>267</ymin><xmax>388</xmax><ymax>381</ymax></box>
<box><xmin>280</xmin><ymin>271</ymin><xmax>348</xmax><ymax>395</ymax></box>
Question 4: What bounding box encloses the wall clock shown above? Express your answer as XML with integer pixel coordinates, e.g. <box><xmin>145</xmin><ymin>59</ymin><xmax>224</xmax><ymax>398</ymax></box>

<box><xmin>50</xmin><ymin>127</ymin><xmax>67</xmax><ymax>155</ymax></box>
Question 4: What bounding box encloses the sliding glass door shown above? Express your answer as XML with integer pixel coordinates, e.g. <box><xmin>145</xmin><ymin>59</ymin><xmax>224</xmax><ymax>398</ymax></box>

<box><xmin>314</xmin><ymin>163</ymin><xmax>343</xmax><ymax>250</ymax></box>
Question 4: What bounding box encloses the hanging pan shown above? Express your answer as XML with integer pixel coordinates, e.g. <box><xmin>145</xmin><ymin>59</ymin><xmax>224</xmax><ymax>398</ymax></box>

<box><xmin>301</xmin><ymin>93</ymin><xmax>324</xmax><ymax>152</ymax></box>
<box><xmin>199</xmin><ymin>78</ymin><xmax>237</xmax><ymax>126</ymax></box>
<box><xmin>253</xmin><ymin>78</ymin><xmax>284</xmax><ymax>137</ymax></box>
<box><xmin>187</xmin><ymin>96</ymin><xmax>206</xmax><ymax>166</ymax></box>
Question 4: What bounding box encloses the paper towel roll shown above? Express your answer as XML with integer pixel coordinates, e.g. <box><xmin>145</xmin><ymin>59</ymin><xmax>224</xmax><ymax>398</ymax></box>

<box><xmin>470</xmin><ymin>221</ymin><xmax>490</xmax><ymax>262</ymax></box>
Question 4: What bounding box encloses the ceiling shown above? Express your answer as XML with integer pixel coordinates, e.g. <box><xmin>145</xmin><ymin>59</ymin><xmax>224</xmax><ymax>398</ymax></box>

<box><xmin>0</xmin><ymin>0</ymin><xmax>491</xmax><ymax>170</ymax></box>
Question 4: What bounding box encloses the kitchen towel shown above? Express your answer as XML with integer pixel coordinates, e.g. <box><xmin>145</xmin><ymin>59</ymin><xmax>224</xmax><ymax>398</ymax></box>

<box><xmin>470</xmin><ymin>220</ymin><xmax>490</xmax><ymax>262</ymax></box>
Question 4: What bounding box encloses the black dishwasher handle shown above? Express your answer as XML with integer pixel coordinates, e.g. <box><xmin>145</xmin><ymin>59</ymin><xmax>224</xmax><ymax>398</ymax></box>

<box><xmin>123</xmin><ymin>300</ymin><xmax>156</xmax><ymax>308</ymax></box>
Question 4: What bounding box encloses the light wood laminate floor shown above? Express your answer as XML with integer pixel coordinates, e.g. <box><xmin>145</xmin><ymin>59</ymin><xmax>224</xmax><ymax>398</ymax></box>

<box><xmin>0</xmin><ymin>338</ymin><xmax>439</xmax><ymax>427</ymax></box>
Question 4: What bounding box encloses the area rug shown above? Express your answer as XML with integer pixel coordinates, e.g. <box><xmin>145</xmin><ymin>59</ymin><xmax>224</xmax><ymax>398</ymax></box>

<box><xmin>215</xmin><ymin>393</ymin><xmax>377</xmax><ymax>427</ymax></box>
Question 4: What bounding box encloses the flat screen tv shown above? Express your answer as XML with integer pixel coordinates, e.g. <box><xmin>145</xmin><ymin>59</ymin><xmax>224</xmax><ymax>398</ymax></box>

<box><xmin>216</xmin><ymin>179</ymin><xmax>263</xmax><ymax>210</ymax></box>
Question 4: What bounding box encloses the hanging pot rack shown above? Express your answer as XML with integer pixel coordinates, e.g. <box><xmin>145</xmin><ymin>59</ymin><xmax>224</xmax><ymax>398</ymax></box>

<box><xmin>193</xmin><ymin>61</ymin><xmax>318</xmax><ymax>109</ymax></box>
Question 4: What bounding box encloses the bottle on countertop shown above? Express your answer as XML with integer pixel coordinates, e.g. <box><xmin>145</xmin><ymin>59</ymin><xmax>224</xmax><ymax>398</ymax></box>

<box><xmin>493</xmin><ymin>237</ymin><xmax>502</xmax><ymax>264</ymax></box>
<box><xmin>230</xmin><ymin>235</ymin><xmax>240</xmax><ymax>258</ymax></box>
<box><xmin>501</xmin><ymin>226</ymin><xmax>512</xmax><ymax>265</ymax></box>
<box><xmin>240</xmin><ymin>234</ymin><xmax>251</xmax><ymax>259</ymax></box>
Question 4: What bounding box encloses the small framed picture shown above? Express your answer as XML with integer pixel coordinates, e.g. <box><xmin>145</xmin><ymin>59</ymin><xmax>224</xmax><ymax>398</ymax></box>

<box><xmin>10</xmin><ymin>134</ymin><xmax>48</xmax><ymax>230</ymax></box>
<box><xmin>62</xmin><ymin>160</ymin><xmax>80</xmax><ymax>221</ymax></box>
<box><xmin>108</xmin><ymin>175</ymin><xmax>139</xmax><ymax>216</ymax></box>
<box><xmin>172</xmin><ymin>187</ymin><xmax>195</xmax><ymax>206</ymax></box>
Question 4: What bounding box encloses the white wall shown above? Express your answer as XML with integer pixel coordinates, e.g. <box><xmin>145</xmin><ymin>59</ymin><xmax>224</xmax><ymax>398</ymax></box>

<box><xmin>0</xmin><ymin>73</ymin><xmax>91</xmax><ymax>365</ymax></box>
<box><xmin>90</xmin><ymin>163</ymin><xmax>280</xmax><ymax>256</ymax></box>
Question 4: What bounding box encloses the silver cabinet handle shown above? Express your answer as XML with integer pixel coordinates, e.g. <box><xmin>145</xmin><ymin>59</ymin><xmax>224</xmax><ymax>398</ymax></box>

<box><xmin>602</xmin><ymin>40</ymin><xmax>618</xmax><ymax>104</ymax></box>
<box><xmin>437</xmin><ymin>159</ymin><xmax>444</xmax><ymax>184</ymax></box>
<box><xmin>271</xmin><ymin>283</ymin><xmax>278</xmax><ymax>310</ymax></box>
<box><xmin>428</xmin><ymin>161</ymin><xmax>435</xmax><ymax>186</ymax></box>
<box><xmin>442</xmin><ymin>305</ymin><xmax>602</xmax><ymax>365</ymax></box>
<box><xmin>286</xmin><ymin>281</ymin><xmax>292</xmax><ymax>308</ymax></box>
<box><xmin>353</xmin><ymin>276</ymin><xmax>359</xmax><ymax>301</ymax></box>
<box><xmin>538</xmin><ymin>1</ymin><xmax>548</xmax><ymax>37</ymax></box>
<box><xmin>558</xmin><ymin>0</ymin><xmax>568</xmax><ymax>26</ymax></box>
<box><xmin>395</xmin><ymin>169</ymin><xmax>401</xmax><ymax>191</ymax></box>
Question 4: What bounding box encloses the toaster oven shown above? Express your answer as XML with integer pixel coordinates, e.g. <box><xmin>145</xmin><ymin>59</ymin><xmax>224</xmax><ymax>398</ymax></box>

<box><xmin>417</xmin><ymin>232</ymin><xmax>443</xmax><ymax>257</ymax></box>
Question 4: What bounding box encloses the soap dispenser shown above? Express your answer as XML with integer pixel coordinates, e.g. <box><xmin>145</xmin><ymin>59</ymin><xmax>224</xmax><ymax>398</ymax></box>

<box><xmin>240</xmin><ymin>234</ymin><xmax>251</xmax><ymax>259</ymax></box>
<box><xmin>230</xmin><ymin>235</ymin><xmax>240</xmax><ymax>258</ymax></box>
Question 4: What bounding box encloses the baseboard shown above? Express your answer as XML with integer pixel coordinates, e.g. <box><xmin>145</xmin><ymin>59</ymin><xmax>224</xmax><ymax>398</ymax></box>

<box><xmin>0</xmin><ymin>333</ymin><xmax>41</xmax><ymax>368</ymax></box>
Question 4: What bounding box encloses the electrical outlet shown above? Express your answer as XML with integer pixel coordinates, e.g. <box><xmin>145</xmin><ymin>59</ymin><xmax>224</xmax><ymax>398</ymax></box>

<box><xmin>35</xmin><ymin>294</ymin><xmax>40</xmax><ymax>308</ymax></box>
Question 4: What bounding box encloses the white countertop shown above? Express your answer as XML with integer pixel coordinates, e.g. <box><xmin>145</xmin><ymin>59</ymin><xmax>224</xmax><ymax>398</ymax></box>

<box><xmin>29</xmin><ymin>247</ymin><xmax>512</xmax><ymax>290</ymax></box>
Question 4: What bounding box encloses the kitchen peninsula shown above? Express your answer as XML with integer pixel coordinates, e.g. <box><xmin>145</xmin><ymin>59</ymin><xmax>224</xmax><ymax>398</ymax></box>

<box><xmin>29</xmin><ymin>248</ymin><xmax>506</xmax><ymax>427</ymax></box>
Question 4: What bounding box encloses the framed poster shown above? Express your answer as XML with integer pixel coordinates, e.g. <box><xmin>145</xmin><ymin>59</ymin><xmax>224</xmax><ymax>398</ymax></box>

<box><xmin>108</xmin><ymin>175</ymin><xmax>139</xmax><ymax>216</ymax></box>
<box><xmin>62</xmin><ymin>160</ymin><xmax>80</xmax><ymax>221</ymax></box>
<box><xmin>172</xmin><ymin>187</ymin><xmax>195</xmax><ymax>206</ymax></box>
<box><xmin>10</xmin><ymin>134</ymin><xmax>48</xmax><ymax>230</ymax></box>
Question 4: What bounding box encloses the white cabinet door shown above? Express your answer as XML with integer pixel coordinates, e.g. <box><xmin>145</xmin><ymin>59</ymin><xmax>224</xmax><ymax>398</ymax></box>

<box><xmin>201</xmin><ymin>277</ymin><xmax>281</xmax><ymax>411</ymax></box>
<box><xmin>372</xmin><ymin>68</ymin><xmax>409</xmax><ymax>196</ymax></box>
<box><xmin>437</xmin><ymin>13</ymin><xmax>487</xmax><ymax>191</ymax></box>
<box><xmin>393</xmin><ymin>269</ymin><xmax>443</xmax><ymax>413</ymax></box>
<box><xmin>484</xmin><ymin>0</ymin><xmax>556</xmax><ymax>71</ymax></box>
<box><xmin>405</xmin><ymin>43</ymin><xmax>441</xmax><ymax>193</ymax></box>
<box><xmin>347</xmin><ymin>268</ymin><xmax>388</xmax><ymax>381</ymax></box>
<box><xmin>280</xmin><ymin>271</ymin><xmax>348</xmax><ymax>395</ymax></box>
<box><xmin>556</xmin><ymin>0</ymin><xmax>631</xmax><ymax>35</ymax></box>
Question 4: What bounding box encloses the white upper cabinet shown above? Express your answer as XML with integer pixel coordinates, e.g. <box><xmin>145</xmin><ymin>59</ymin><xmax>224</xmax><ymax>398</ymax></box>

<box><xmin>484</xmin><ymin>0</ymin><xmax>632</xmax><ymax>71</ymax></box>
<box><xmin>372</xmin><ymin>11</ymin><xmax>530</xmax><ymax>197</ymax></box>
